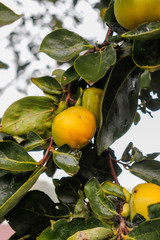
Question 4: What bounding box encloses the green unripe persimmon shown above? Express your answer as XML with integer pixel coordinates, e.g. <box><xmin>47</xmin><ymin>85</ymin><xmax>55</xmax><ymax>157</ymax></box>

<box><xmin>114</xmin><ymin>0</ymin><xmax>160</xmax><ymax>30</ymax></box>
<box><xmin>82</xmin><ymin>87</ymin><xmax>103</xmax><ymax>127</ymax></box>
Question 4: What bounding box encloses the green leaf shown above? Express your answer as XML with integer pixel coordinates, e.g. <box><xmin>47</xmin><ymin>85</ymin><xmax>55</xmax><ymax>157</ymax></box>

<box><xmin>1</xmin><ymin>96</ymin><xmax>55</xmax><ymax>137</ymax></box>
<box><xmin>0</xmin><ymin>3</ymin><xmax>23</xmax><ymax>27</ymax></box>
<box><xmin>84</xmin><ymin>177</ymin><xmax>117</xmax><ymax>219</ymax></box>
<box><xmin>73</xmin><ymin>191</ymin><xmax>89</xmax><ymax>218</ymax></box>
<box><xmin>52</xmin><ymin>145</ymin><xmax>81</xmax><ymax>175</ymax></box>
<box><xmin>74</xmin><ymin>45</ymin><xmax>116</xmax><ymax>85</ymax></box>
<box><xmin>53</xmin><ymin>177</ymin><xmax>81</xmax><ymax>204</ymax></box>
<box><xmin>61</xmin><ymin>66</ymin><xmax>79</xmax><ymax>86</ymax></box>
<box><xmin>129</xmin><ymin>160</ymin><xmax>160</xmax><ymax>185</ymax></box>
<box><xmin>76</xmin><ymin>144</ymin><xmax>122</xmax><ymax>184</ymax></box>
<box><xmin>0</xmin><ymin>60</ymin><xmax>9</xmax><ymax>69</ymax></box>
<box><xmin>133</xmin><ymin>39</ymin><xmax>160</xmax><ymax>71</ymax></box>
<box><xmin>67</xmin><ymin>227</ymin><xmax>112</xmax><ymax>240</ymax></box>
<box><xmin>97</xmin><ymin>56</ymin><xmax>141</xmax><ymax>154</ymax></box>
<box><xmin>140</xmin><ymin>70</ymin><xmax>150</xmax><ymax>89</ymax></box>
<box><xmin>103</xmin><ymin>1</ymin><xmax>126</xmax><ymax>34</ymax></box>
<box><xmin>122</xmin><ymin>21</ymin><xmax>160</xmax><ymax>40</ymax></box>
<box><xmin>6</xmin><ymin>190</ymin><xmax>69</xmax><ymax>237</ymax></box>
<box><xmin>22</xmin><ymin>131</ymin><xmax>48</xmax><ymax>152</ymax></box>
<box><xmin>31</xmin><ymin>76</ymin><xmax>62</xmax><ymax>95</ymax></box>
<box><xmin>150</xmin><ymin>70</ymin><xmax>160</xmax><ymax>97</ymax></box>
<box><xmin>101</xmin><ymin>181</ymin><xmax>125</xmax><ymax>200</ymax></box>
<box><xmin>0</xmin><ymin>141</ymin><xmax>38</xmax><ymax>172</ymax></box>
<box><xmin>40</xmin><ymin>29</ymin><xmax>92</xmax><ymax>62</ymax></box>
<box><xmin>128</xmin><ymin>218</ymin><xmax>160</xmax><ymax>240</ymax></box>
<box><xmin>37</xmin><ymin>217</ymin><xmax>113</xmax><ymax>240</ymax></box>
<box><xmin>52</xmin><ymin>69</ymin><xmax>65</xmax><ymax>84</ymax></box>
<box><xmin>148</xmin><ymin>203</ymin><xmax>160</xmax><ymax>219</ymax></box>
<box><xmin>0</xmin><ymin>166</ymin><xmax>45</xmax><ymax>218</ymax></box>
<box><xmin>146</xmin><ymin>98</ymin><xmax>160</xmax><ymax>111</ymax></box>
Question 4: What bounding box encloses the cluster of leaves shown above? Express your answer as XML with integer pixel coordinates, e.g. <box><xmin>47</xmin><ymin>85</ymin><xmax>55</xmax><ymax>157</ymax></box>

<box><xmin>0</xmin><ymin>1</ymin><xmax>160</xmax><ymax>239</ymax></box>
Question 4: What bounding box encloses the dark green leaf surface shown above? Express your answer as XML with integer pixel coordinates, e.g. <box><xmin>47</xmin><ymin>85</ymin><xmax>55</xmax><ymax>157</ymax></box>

<box><xmin>76</xmin><ymin>144</ymin><xmax>122</xmax><ymax>184</ymax></box>
<box><xmin>0</xmin><ymin>141</ymin><xmax>38</xmax><ymax>171</ymax></box>
<box><xmin>52</xmin><ymin>146</ymin><xmax>80</xmax><ymax>175</ymax></box>
<box><xmin>61</xmin><ymin>66</ymin><xmax>79</xmax><ymax>85</ymax></box>
<box><xmin>0</xmin><ymin>96</ymin><xmax>55</xmax><ymax>136</ymax></box>
<box><xmin>6</xmin><ymin>190</ymin><xmax>69</xmax><ymax>237</ymax></box>
<box><xmin>37</xmin><ymin>217</ymin><xmax>113</xmax><ymax>240</ymax></box>
<box><xmin>40</xmin><ymin>29</ymin><xmax>92</xmax><ymax>61</ymax></box>
<box><xmin>148</xmin><ymin>203</ymin><xmax>160</xmax><ymax>219</ymax></box>
<box><xmin>97</xmin><ymin>56</ymin><xmax>141</xmax><ymax>154</ymax></box>
<box><xmin>32</xmin><ymin>76</ymin><xmax>62</xmax><ymax>95</ymax></box>
<box><xmin>84</xmin><ymin>177</ymin><xmax>117</xmax><ymax>219</ymax></box>
<box><xmin>103</xmin><ymin>2</ymin><xmax>126</xmax><ymax>34</ymax></box>
<box><xmin>128</xmin><ymin>218</ymin><xmax>160</xmax><ymax>239</ymax></box>
<box><xmin>53</xmin><ymin>177</ymin><xmax>81</xmax><ymax>204</ymax></box>
<box><xmin>22</xmin><ymin>131</ymin><xmax>48</xmax><ymax>152</ymax></box>
<box><xmin>101</xmin><ymin>181</ymin><xmax>125</xmax><ymax>200</ymax></box>
<box><xmin>0</xmin><ymin>3</ymin><xmax>23</xmax><ymax>27</ymax></box>
<box><xmin>129</xmin><ymin>160</ymin><xmax>160</xmax><ymax>185</ymax></box>
<box><xmin>0</xmin><ymin>166</ymin><xmax>44</xmax><ymax>218</ymax></box>
<box><xmin>122</xmin><ymin>21</ymin><xmax>160</xmax><ymax>40</ymax></box>
<box><xmin>74</xmin><ymin>45</ymin><xmax>116</xmax><ymax>85</ymax></box>
<box><xmin>133</xmin><ymin>39</ymin><xmax>160</xmax><ymax>71</ymax></box>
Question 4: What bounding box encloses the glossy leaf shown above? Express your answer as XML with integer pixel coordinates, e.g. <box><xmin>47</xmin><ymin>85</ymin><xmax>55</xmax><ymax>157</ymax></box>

<box><xmin>61</xmin><ymin>66</ymin><xmax>79</xmax><ymax>86</ymax></box>
<box><xmin>128</xmin><ymin>218</ymin><xmax>160</xmax><ymax>239</ymax></box>
<box><xmin>40</xmin><ymin>28</ymin><xmax>92</xmax><ymax>61</ymax></box>
<box><xmin>133</xmin><ymin>39</ymin><xmax>160</xmax><ymax>71</ymax></box>
<box><xmin>53</xmin><ymin>176</ymin><xmax>81</xmax><ymax>204</ymax></box>
<box><xmin>52</xmin><ymin>69</ymin><xmax>65</xmax><ymax>84</ymax></box>
<box><xmin>129</xmin><ymin>160</ymin><xmax>160</xmax><ymax>185</ymax></box>
<box><xmin>76</xmin><ymin>144</ymin><xmax>122</xmax><ymax>184</ymax></box>
<box><xmin>0</xmin><ymin>3</ymin><xmax>23</xmax><ymax>27</ymax></box>
<box><xmin>31</xmin><ymin>76</ymin><xmax>62</xmax><ymax>95</ymax></box>
<box><xmin>0</xmin><ymin>96</ymin><xmax>55</xmax><ymax>136</ymax></box>
<box><xmin>150</xmin><ymin>70</ymin><xmax>160</xmax><ymax>97</ymax></box>
<box><xmin>22</xmin><ymin>131</ymin><xmax>48</xmax><ymax>152</ymax></box>
<box><xmin>103</xmin><ymin>1</ymin><xmax>126</xmax><ymax>34</ymax></box>
<box><xmin>97</xmin><ymin>56</ymin><xmax>141</xmax><ymax>154</ymax></box>
<box><xmin>6</xmin><ymin>190</ymin><xmax>69</xmax><ymax>237</ymax></box>
<box><xmin>37</xmin><ymin>217</ymin><xmax>113</xmax><ymax>240</ymax></box>
<box><xmin>74</xmin><ymin>45</ymin><xmax>116</xmax><ymax>85</ymax></box>
<box><xmin>84</xmin><ymin>177</ymin><xmax>117</xmax><ymax>219</ymax></box>
<box><xmin>0</xmin><ymin>166</ymin><xmax>45</xmax><ymax>218</ymax></box>
<box><xmin>101</xmin><ymin>181</ymin><xmax>125</xmax><ymax>200</ymax></box>
<box><xmin>148</xmin><ymin>203</ymin><xmax>160</xmax><ymax>219</ymax></box>
<box><xmin>52</xmin><ymin>145</ymin><xmax>81</xmax><ymax>175</ymax></box>
<box><xmin>122</xmin><ymin>21</ymin><xmax>160</xmax><ymax>40</ymax></box>
<box><xmin>0</xmin><ymin>141</ymin><xmax>38</xmax><ymax>172</ymax></box>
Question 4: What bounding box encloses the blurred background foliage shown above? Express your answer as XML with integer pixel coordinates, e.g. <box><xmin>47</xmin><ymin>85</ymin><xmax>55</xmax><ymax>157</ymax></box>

<box><xmin>0</xmin><ymin>0</ymin><xmax>106</xmax><ymax>96</ymax></box>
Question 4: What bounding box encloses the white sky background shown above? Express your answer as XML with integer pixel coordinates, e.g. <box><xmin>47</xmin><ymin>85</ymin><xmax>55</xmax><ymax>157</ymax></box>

<box><xmin>0</xmin><ymin>0</ymin><xmax>160</xmax><ymax>197</ymax></box>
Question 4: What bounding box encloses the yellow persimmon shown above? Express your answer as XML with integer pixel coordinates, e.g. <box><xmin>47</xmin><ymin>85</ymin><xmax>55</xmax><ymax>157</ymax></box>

<box><xmin>130</xmin><ymin>183</ymin><xmax>160</xmax><ymax>220</ymax></box>
<box><xmin>52</xmin><ymin>106</ymin><xmax>96</xmax><ymax>149</ymax></box>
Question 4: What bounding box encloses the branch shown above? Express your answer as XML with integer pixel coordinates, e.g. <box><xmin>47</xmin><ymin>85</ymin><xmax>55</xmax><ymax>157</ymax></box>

<box><xmin>39</xmin><ymin>137</ymin><xmax>53</xmax><ymax>166</ymax></box>
<box><xmin>108</xmin><ymin>153</ymin><xmax>120</xmax><ymax>185</ymax></box>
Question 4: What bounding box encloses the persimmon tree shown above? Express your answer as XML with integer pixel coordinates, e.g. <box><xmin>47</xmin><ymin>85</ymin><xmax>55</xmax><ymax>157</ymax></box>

<box><xmin>0</xmin><ymin>1</ymin><xmax>160</xmax><ymax>239</ymax></box>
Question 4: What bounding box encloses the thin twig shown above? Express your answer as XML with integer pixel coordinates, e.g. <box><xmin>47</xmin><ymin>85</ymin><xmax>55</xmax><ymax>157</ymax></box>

<box><xmin>39</xmin><ymin>137</ymin><xmax>53</xmax><ymax>166</ymax></box>
<box><xmin>108</xmin><ymin>153</ymin><xmax>120</xmax><ymax>185</ymax></box>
